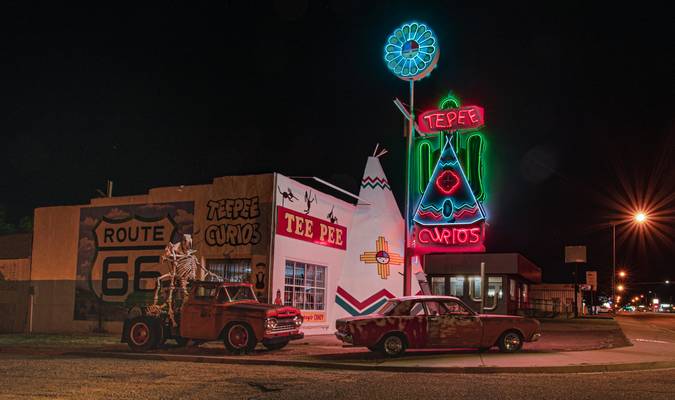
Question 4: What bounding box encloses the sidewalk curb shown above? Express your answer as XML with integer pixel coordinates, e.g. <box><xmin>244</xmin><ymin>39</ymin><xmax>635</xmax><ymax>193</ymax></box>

<box><xmin>65</xmin><ymin>351</ymin><xmax>675</xmax><ymax>374</ymax></box>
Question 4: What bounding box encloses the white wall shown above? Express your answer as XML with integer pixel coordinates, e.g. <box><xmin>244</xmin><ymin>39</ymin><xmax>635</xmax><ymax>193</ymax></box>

<box><xmin>271</xmin><ymin>174</ymin><xmax>355</xmax><ymax>334</ymax></box>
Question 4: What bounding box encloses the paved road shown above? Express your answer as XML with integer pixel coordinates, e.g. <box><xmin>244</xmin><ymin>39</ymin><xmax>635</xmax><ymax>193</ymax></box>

<box><xmin>615</xmin><ymin>313</ymin><xmax>675</xmax><ymax>344</ymax></box>
<box><xmin>0</xmin><ymin>353</ymin><xmax>673</xmax><ymax>400</ymax></box>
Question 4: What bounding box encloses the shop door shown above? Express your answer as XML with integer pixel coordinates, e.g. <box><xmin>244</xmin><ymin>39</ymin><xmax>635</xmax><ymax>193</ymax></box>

<box><xmin>425</xmin><ymin>301</ymin><xmax>483</xmax><ymax>348</ymax></box>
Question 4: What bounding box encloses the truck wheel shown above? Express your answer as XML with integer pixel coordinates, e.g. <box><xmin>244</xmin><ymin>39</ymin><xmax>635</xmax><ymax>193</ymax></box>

<box><xmin>377</xmin><ymin>333</ymin><xmax>407</xmax><ymax>357</ymax></box>
<box><xmin>223</xmin><ymin>322</ymin><xmax>256</xmax><ymax>354</ymax></box>
<box><xmin>498</xmin><ymin>330</ymin><xmax>523</xmax><ymax>353</ymax></box>
<box><xmin>263</xmin><ymin>340</ymin><xmax>289</xmax><ymax>351</ymax></box>
<box><xmin>127</xmin><ymin>316</ymin><xmax>161</xmax><ymax>352</ymax></box>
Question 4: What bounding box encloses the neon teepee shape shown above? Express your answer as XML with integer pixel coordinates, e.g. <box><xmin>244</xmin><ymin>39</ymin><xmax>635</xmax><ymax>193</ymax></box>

<box><xmin>413</xmin><ymin>139</ymin><xmax>485</xmax><ymax>225</ymax></box>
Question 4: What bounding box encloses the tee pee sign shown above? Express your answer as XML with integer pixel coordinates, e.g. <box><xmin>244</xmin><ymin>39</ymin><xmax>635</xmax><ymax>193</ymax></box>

<box><xmin>412</xmin><ymin>106</ymin><xmax>487</xmax><ymax>253</ymax></box>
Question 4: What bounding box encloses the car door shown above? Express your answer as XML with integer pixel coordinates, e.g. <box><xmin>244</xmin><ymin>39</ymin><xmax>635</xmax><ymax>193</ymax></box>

<box><xmin>180</xmin><ymin>285</ymin><xmax>218</xmax><ymax>339</ymax></box>
<box><xmin>425</xmin><ymin>300</ymin><xmax>483</xmax><ymax>348</ymax></box>
<box><xmin>385</xmin><ymin>300</ymin><xmax>427</xmax><ymax>349</ymax></box>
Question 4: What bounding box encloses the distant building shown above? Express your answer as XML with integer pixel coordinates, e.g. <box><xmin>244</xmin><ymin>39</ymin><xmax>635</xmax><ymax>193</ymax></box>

<box><xmin>424</xmin><ymin>252</ymin><xmax>541</xmax><ymax>315</ymax></box>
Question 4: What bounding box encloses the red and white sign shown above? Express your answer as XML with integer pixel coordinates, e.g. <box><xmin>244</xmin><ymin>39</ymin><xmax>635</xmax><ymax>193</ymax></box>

<box><xmin>276</xmin><ymin>206</ymin><xmax>347</xmax><ymax>250</ymax></box>
<box><xmin>417</xmin><ymin>105</ymin><xmax>485</xmax><ymax>134</ymax></box>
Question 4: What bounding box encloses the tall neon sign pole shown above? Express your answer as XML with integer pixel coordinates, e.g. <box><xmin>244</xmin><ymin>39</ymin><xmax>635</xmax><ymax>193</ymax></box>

<box><xmin>384</xmin><ymin>22</ymin><xmax>439</xmax><ymax>295</ymax></box>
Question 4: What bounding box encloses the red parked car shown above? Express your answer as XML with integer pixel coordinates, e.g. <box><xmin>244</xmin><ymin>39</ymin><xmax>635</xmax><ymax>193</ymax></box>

<box><xmin>335</xmin><ymin>295</ymin><xmax>541</xmax><ymax>357</ymax></box>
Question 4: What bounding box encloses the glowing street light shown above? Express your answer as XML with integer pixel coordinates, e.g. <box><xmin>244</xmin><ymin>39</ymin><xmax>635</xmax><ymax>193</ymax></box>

<box><xmin>634</xmin><ymin>212</ymin><xmax>647</xmax><ymax>223</ymax></box>
<box><xmin>610</xmin><ymin>211</ymin><xmax>651</xmax><ymax>302</ymax></box>
<box><xmin>617</xmin><ymin>284</ymin><xmax>625</xmax><ymax>292</ymax></box>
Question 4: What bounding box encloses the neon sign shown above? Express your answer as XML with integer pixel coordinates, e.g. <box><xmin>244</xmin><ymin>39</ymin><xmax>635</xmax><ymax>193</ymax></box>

<box><xmin>414</xmin><ymin>93</ymin><xmax>488</xmax><ymax>202</ymax></box>
<box><xmin>417</xmin><ymin>106</ymin><xmax>485</xmax><ymax>134</ymax></box>
<box><xmin>412</xmin><ymin>98</ymin><xmax>487</xmax><ymax>253</ymax></box>
<box><xmin>384</xmin><ymin>22</ymin><xmax>439</xmax><ymax>81</ymax></box>
<box><xmin>414</xmin><ymin>223</ymin><xmax>485</xmax><ymax>253</ymax></box>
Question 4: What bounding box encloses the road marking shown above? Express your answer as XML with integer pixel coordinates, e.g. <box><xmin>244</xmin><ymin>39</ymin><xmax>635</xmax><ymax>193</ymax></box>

<box><xmin>633</xmin><ymin>338</ymin><xmax>671</xmax><ymax>344</ymax></box>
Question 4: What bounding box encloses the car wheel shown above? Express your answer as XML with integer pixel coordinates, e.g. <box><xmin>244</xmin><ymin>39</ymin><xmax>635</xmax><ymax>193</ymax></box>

<box><xmin>127</xmin><ymin>316</ymin><xmax>161</xmax><ymax>352</ymax></box>
<box><xmin>498</xmin><ymin>330</ymin><xmax>523</xmax><ymax>353</ymax></box>
<box><xmin>223</xmin><ymin>322</ymin><xmax>256</xmax><ymax>354</ymax></box>
<box><xmin>378</xmin><ymin>334</ymin><xmax>407</xmax><ymax>357</ymax></box>
<box><xmin>263</xmin><ymin>340</ymin><xmax>289</xmax><ymax>351</ymax></box>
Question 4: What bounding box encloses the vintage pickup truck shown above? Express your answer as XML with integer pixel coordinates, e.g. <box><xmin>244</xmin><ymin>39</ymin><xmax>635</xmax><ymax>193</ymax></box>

<box><xmin>122</xmin><ymin>281</ymin><xmax>304</xmax><ymax>353</ymax></box>
<box><xmin>335</xmin><ymin>295</ymin><xmax>541</xmax><ymax>357</ymax></box>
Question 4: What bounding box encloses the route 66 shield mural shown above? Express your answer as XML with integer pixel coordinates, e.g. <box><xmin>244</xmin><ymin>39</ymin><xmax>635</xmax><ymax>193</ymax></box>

<box><xmin>74</xmin><ymin>202</ymin><xmax>194</xmax><ymax>321</ymax></box>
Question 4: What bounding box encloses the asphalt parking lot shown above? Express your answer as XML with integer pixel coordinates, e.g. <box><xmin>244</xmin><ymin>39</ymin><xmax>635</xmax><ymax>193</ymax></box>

<box><xmin>0</xmin><ymin>353</ymin><xmax>673</xmax><ymax>400</ymax></box>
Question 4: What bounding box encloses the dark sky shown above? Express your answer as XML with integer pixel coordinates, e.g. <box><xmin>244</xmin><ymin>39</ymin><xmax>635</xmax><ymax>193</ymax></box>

<box><xmin>1</xmin><ymin>1</ymin><xmax>673</xmax><ymax>298</ymax></box>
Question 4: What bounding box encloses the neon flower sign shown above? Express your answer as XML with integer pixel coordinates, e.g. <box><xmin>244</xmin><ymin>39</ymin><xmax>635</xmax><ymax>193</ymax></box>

<box><xmin>384</xmin><ymin>22</ymin><xmax>439</xmax><ymax>81</ymax></box>
<box><xmin>417</xmin><ymin>105</ymin><xmax>485</xmax><ymax>134</ymax></box>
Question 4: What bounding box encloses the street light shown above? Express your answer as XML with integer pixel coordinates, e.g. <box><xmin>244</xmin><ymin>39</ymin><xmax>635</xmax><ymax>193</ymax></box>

<box><xmin>618</xmin><ymin>270</ymin><xmax>627</xmax><ymax>278</ymax></box>
<box><xmin>635</xmin><ymin>212</ymin><xmax>647</xmax><ymax>223</ymax></box>
<box><xmin>617</xmin><ymin>284</ymin><xmax>625</xmax><ymax>292</ymax></box>
<box><xmin>610</xmin><ymin>212</ymin><xmax>649</xmax><ymax>304</ymax></box>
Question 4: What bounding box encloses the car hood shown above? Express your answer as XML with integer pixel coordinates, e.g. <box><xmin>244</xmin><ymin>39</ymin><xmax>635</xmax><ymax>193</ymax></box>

<box><xmin>227</xmin><ymin>302</ymin><xmax>301</xmax><ymax>317</ymax></box>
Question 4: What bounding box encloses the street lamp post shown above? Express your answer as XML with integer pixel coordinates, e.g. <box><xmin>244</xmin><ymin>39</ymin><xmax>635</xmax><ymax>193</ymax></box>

<box><xmin>610</xmin><ymin>212</ymin><xmax>648</xmax><ymax>306</ymax></box>
<box><xmin>611</xmin><ymin>222</ymin><xmax>616</xmax><ymax>306</ymax></box>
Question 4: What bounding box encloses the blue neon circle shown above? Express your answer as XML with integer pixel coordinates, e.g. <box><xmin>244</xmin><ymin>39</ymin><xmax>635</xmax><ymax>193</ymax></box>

<box><xmin>384</xmin><ymin>22</ymin><xmax>439</xmax><ymax>81</ymax></box>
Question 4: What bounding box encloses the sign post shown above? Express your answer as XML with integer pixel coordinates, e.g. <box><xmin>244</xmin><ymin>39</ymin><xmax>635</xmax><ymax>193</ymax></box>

<box><xmin>586</xmin><ymin>270</ymin><xmax>597</xmax><ymax>314</ymax></box>
<box><xmin>565</xmin><ymin>245</ymin><xmax>586</xmax><ymax>318</ymax></box>
<box><xmin>384</xmin><ymin>22</ymin><xmax>440</xmax><ymax>295</ymax></box>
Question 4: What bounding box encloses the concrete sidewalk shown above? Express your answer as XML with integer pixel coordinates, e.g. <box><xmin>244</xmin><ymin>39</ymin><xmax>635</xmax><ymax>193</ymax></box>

<box><xmin>65</xmin><ymin>316</ymin><xmax>675</xmax><ymax>373</ymax></box>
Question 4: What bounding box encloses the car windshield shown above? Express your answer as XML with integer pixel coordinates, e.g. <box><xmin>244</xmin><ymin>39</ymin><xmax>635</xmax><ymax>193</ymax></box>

<box><xmin>225</xmin><ymin>286</ymin><xmax>257</xmax><ymax>302</ymax></box>
<box><xmin>377</xmin><ymin>300</ymin><xmax>399</xmax><ymax>315</ymax></box>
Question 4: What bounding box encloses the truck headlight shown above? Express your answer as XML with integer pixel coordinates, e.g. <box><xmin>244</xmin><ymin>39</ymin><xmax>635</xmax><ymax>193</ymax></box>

<box><xmin>293</xmin><ymin>315</ymin><xmax>303</xmax><ymax>327</ymax></box>
<box><xmin>265</xmin><ymin>318</ymin><xmax>277</xmax><ymax>330</ymax></box>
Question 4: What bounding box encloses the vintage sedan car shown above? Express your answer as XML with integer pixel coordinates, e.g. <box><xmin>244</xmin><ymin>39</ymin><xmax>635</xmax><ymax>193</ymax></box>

<box><xmin>335</xmin><ymin>295</ymin><xmax>541</xmax><ymax>357</ymax></box>
<box><xmin>122</xmin><ymin>282</ymin><xmax>304</xmax><ymax>353</ymax></box>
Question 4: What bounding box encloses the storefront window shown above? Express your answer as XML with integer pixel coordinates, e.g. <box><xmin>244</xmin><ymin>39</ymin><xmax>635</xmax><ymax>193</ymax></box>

<box><xmin>284</xmin><ymin>260</ymin><xmax>326</xmax><ymax>311</ymax></box>
<box><xmin>431</xmin><ymin>277</ymin><xmax>445</xmax><ymax>295</ymax></box>
<box><xmin>509</xmin><ymin>279</ymin><xmax>516</xmax><ymax>301</ymax></box>
<box><xmin>468</xmin><ymin>276</ymin><xmax>481</xmax><ymax>301</ymax></box>
<box><xmin>487</xmin><ymin>277</ymin><xmax>503</xmax><ymax>300</ymax></box>
<box><xmin>450</xmin><ymin>276</ymin><xmax>465</xmax><ymax>297</ymax></box>
<box><xmin>207</xmin><ymin>259</ymin><xmax>251</xmax><ymax>283</ymax></box>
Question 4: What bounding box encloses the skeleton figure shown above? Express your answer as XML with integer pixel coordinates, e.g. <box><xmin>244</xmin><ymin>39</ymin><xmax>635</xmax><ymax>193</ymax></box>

<box><xmin>278</xmin><ymin>187</ymin><xmax>298</xmax><ymax>206</ymax></box>
<box><xmin>303</xmin><ymin>190</ymin><xmax>317</xmax><ymax>214</ymax></box>
<box><xmin>327</xmin><ymin>206</ymin><xmax>338</xmax><ymax>224</ymax></box>
<box><xmin>151</xmin><ymin>234</ymin><xmax>221</xmax><ymax>325</ymax></box>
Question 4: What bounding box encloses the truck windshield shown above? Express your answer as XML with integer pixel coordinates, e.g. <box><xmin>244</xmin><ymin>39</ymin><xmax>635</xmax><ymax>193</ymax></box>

<box><xmin>225</xmin><ymin>286</ymin><xmax>257</xmax><ymax>302</ymax></box>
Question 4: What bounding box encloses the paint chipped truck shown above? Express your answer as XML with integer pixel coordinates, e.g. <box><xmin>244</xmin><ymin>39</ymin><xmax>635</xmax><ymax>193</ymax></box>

<box><xmin>335</xmin><ymin>295</ymin><xmax>540</xmax><ymax>357</ymax></box>
<box><xmin>122</xmin><ymin>282</ymin><xmax>304</xmax><ymax>353</ymax></box>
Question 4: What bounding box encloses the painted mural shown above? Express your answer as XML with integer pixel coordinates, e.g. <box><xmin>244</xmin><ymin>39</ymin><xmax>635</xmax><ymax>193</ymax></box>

<box><xmin>74</xmin><ymin>202</ymin><xmax>194</xmax><ymax>321</ymax></box>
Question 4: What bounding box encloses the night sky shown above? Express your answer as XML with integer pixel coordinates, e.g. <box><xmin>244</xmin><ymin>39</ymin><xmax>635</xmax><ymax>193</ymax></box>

<box><xmin>1</xmin><ymin>2</ymin><xmax>673</xmax><ymax>299</ymax></box>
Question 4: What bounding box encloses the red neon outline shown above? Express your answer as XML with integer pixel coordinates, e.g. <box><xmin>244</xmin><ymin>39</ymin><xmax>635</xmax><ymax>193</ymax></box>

<box><xmin>435</xmin><ymin>169</ymin><xmax>461</xmax><ymax>195</ymax></box>
<box><xmin>453</xmin><ymin>206</ymin><xmax>479</xmax><ymax>219</ymax></box>
<box><xmin>417</xmin><ymin>105</ymin><xmax>485</xmax><ymax>134</ymax></box>
<box><xmin>417</xmin><ymin>209</ymin><xmax>442</xmax><ymax>220</ymax></box>
<box><xmin>413</xmin><ymin>223</ymin><xmax>486</xmax><ymax>254</ymax></box>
